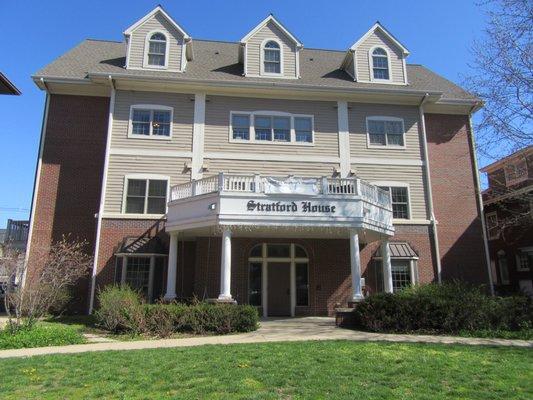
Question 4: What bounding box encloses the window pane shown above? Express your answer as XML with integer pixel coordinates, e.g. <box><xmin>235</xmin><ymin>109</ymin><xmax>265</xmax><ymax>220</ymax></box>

<box><xmin>153</xmin><ymin>110</ymin><xmax>170</xmax><ymax>124</ymax></box>
<box><xmin>149</xmin><ymin>41</ymin><xmax>166</xmax><ymax>55</ymax></box>
<box><xmin>148</xmin><ymin>54</ymin><xmax>165</xmax><ymax>66</ymax></box>
<box><xmin>250</xmin><ymin>244</ymin><xmax>262</xmax><ymax>257</ymax></box>
<box><xmin>392</xmin><ymin>203</ymin><xmax>409</xmax><ymax>219</ymax></box>
<box><xmin>296</xmin><ymin>131</ymin><xmax>312</xmax><ymax>143</ymax></box>
<box><xmin>147</xmin><ymin>180</ymin><xmax>167</xmax><ymax>214</ymax></box>
<box><xmin>127</xmin><ymin>179</ymin><xmax>146</xmax><ymax>196</ymax></box>
<box><xmin>125</xmin><ymin>257</ymin><xmax>151</xmax><ymax>298</ymax></box>
<box><xmin>150</xmin><ymin>33</ymin><xmax>166</xmax><ymax>41</ymax></box>
<box><xmin>294</xmin><ymin>117</ymin><xmax>311</xmax><ymax>131</ymax></box>
<box><xmin>267</xmin><ymin>244</ymin><xmax>290</xmax><ymax>258</ymax></box>
<box><xmin>133</xmin><ymin>109</ymin><xmax>150</xmax><ymax>122</ymax></box>
<box><xmin>255</xmin><ymin>116</ymin><xmax>271</xmax><ymax>129</ymax></box>
<box><xmin>232</xmin><ymin>114</ymin><xmax>250</xmax><ymax>127</ymax></box>
<box><xmin>296</xmin><ymin>262</ymin><xmax>309</xmax><ymax>306</ymax></box>
<box><xmin>391</xmin><ymin>260</ymin><xmax>411</xmax><ymax>292</ymax></box>
<box><xmin>264</xmin><ymin>61</ymin><xmax>281</xmax><ymax>73</ymax></box>
<box><xmin>147</xmin><ymin>197</ymin><xmax>166</xmax><ymax>214</ymax></box>
<box><xmin>132</xmin><ymin>122</ymin><xmax>150</xmax><ymax>135</ymax></box>
<box><xmin>264</xmin><ymin>49</ymin><xmax>280</xmax><ymax>62</ymax></box>
<box><xmin>373</xmin><ymin>68</ymin><xmax>389</xmax><ymax>80</ymax></box>
<box><xmin>368</xmin><ymin>120</ymin><xmax>385</xmax><ymax>134</ymax></box>
<box><xmin>265</xmin><ymin>41</ymin><xmax>280</xmax><ymax>49</ymax></box>
<box><xmin>373</xmin><ymin>56</ymin><xmax>388</xmax><ymax>69</ymax></box>
<box><xmin>273</xmin><ymin>117</ymin><xmax>290</xmax><ymax>130</ymax></box>
<box><xmin>249</xmin><ymin>262</ymin><xmax>262</xmax><ymax>306</ymax></box>
<box><xmin>148</xmin><ymin>180</ymin><xmax>167</xmax><ymax>197</ymax></box>
<box><xmin>294</xmin><ymin>245</ymin><xmax>307</xmax><ymax>258</ymax></box>
<box><xmin>369</xmin><ymin>133</ymin><xmax>386</xmax><ymax>145</ymax></box>
<box><xmin>152</xmin><ymin>110</ymin><xmax>171</xmax><ymax>136</ymax></box>
<box><xmin>126</xmin><ymin>197</ymin><xmax>144</xmax><ymax>214</ymax></box>
<box><xmin>391</xmin><ymin>187</ymin><xmax>408</xmax><ymax>203</ymax></box>
<box><xmin>387</xmin><ymin>133</ymin><xmax>404</xmax><ymax>146</ymax></box>
<box><xmin>385</xmin><ymin>121</ymin><xmax>403</xmax><ymax>134</ymax></box>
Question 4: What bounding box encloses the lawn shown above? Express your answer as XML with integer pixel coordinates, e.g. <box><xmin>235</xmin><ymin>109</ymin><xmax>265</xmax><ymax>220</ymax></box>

<box><xmin>0</xmin><ymin>341</ymin><xmax>531</xmax><ymax>399</ymax></box>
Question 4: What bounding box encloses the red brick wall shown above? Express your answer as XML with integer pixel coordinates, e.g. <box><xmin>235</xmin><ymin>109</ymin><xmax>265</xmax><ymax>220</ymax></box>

<box><xmin>425</xmin><ymin>113</ymin><xmax>489</xmax><ymax>285</ymax></box>
<box><xmin>26</xmin><ymin>94</ymin><xmax>109</xmax><ymax>310</ymax></box>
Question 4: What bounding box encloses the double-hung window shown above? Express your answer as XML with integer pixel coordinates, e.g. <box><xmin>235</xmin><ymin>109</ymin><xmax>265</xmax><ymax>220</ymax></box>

<box><xmin>130</xmin><ymin>106</ymin><xmax>172</xmax><ymax>138</ymax></box>
<box><xmin>379</xmin><ymin>186</ymin><xmax>410</xmax><ymax>219</ymax></box>
<box><xmin>263</xmin><ymin>40</ymin><xmax>281</xmax><ymax>74</ymax></box>
<box><xmin>371</xmin><ymin>47</ymin><xmax>389</xmax><ymax>80</ymax></box>
<box><xmin>125</xmin><ymin>178</ymin><xmax>168</xmax><ymax>215</ymax></box>
<box><xmin>147</xmin><ymin>32</ymin><xmax>167</xmax><ymax>67</ymax></box>
<box><xmin>367</xmin><ymin>117</ymin><xmax>405</xmax><ymax>147</ymax></box>
<box><xmin>391</xmin><ymin>260</ymin><xmax>412</xmax><ymax>292</ymax></box>
<box><xmin>231</xmin><ymin>112</ymin><xmax>313</xmax><ymax>144</ymax></box>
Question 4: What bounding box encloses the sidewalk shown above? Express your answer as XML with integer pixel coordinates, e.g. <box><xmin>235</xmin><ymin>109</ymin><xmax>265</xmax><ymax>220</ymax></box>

<box><xmin>1</xmin><ymin>317</ymin><xmax>531</xmax><ymax>359</ymax></box>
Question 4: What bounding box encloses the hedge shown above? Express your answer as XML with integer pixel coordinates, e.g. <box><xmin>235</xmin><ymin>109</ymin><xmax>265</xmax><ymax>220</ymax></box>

<box><xmin>95</xmin><ymin>286</ymin><xmax>259</xmax><ymax>337</ymax></box>
<box><xmin>352</xmin><ymin>282</ymin><xmax>533</xmax><ymax>335</ymax></box>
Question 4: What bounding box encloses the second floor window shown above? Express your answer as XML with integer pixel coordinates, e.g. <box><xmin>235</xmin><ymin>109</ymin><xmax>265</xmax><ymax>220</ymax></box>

<box><xmin>147</xmin><ymin>32</ymin><xmax>167</xmax><ymax>67</ymax></box>
<box><xmin>367</xmin><ymin>117</ymin><xmax>405</xmax><ymax>147</ymax></box>
<box><xmin>379</xmin><ymin>186</ymin><xmax>409</xmax><ymax>219</ymax></box>
<box><xmin>504</xmin><ymin>158</ymin><xmax>528</xmax><ymax>186</ymax></box>
<box><xmin>130</xmin><ymin>106</ymin><xmax>172</xmax><ymax>138</ymax></box>
<box><xmin>372</xmin><ymin>47</ymin><xmax>389</xmax><ymax>80</ymax></box>
<box><xmin>264</xmin><ymin>41</ymin><xmax>281</xmax><ymax>74</ymax></box>
<box><xmin>486</xmin><ymin>212</ymin><xmax>499</xmax><ymax>240</ymax></box>
<box><xmin>125</xmin><ymin>178</ymin><xmax>168</xmax><ymax>214</ymax></box>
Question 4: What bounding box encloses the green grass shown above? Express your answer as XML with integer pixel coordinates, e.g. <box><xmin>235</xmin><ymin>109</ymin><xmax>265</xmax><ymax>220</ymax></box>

<box><xmin>0</xmin><ymin>324</ymin><xmax>86</xmax><ymax>350</ymax></box>
<box><xmin>0</xmin><ymin>341</ymin><xmax>531</xmax><ymax>399</ymax></box>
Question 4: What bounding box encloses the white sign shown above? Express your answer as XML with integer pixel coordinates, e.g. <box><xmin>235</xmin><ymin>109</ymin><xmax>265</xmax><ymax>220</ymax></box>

<box><xmin>263</xmin><ymin>176</ymin><xmax>319</xmax><ymax>196</ymax></box>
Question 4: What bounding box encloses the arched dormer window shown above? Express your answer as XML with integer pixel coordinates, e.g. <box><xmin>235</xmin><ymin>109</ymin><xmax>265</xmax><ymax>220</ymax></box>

<box><xmin>263</xmin><ymin>40</ymin><xmax>281</xmax><ymax>74</ymax></box>
<box><xmin>147</xmin><ymin>32</ymin><xmax>167</xmax><ymax>67</ymax></box>
<box><xmin>371</xmin><ymin>47</ymin><xmax>389</xmax><ymax>80</ymax></box>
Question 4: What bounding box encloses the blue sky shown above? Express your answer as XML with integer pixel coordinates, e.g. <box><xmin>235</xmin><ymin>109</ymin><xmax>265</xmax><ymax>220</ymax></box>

<box><xmin>0</xmin><ymin>0</ymin><xmax>492</xmax><ymax>227</ymax></box>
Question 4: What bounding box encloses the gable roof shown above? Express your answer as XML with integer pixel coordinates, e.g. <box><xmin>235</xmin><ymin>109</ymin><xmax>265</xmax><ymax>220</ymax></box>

<box><xmin>33</xmin><ymin>39</ymin><xmax>478</xmax><ymax>102</ymax></box>
<box><xmin>0</xmin><ymin>72</ymin><xmax>21</xmax><ymax>95</ymax></box>
<box><xmin>240</xmin><ymin>14</ymin><xmax>303</xmax><ymax>47</ymax></box>
<box><xmin>123</xmin><ymin>5</ymin><xmax>191</xmax><ymax>39</ymax></box>
<box><xmin>350</xmin><ymin>22</ymin><xmax>409</xmax><ymax>55</ymax></box>
<box><xmin>480</xmin><ymin>145</ymin><xmax>533</xmax><ymax>173</ymax></box>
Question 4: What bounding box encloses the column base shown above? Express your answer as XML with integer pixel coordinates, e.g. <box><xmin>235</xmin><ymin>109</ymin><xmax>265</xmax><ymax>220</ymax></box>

<box><xmin>163</xmin><ymin>294</ymin><xmax>177</xmax><ymax>302</ymax></box>
<box><xmin>207</xmin><ymin>297</ymin><xmax>237</xmax><ymax>304</ymax></box>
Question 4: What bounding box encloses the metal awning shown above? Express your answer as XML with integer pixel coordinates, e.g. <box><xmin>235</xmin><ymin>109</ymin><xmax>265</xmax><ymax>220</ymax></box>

<box><xmin>373</xmin><ymin>242</ymin><xmax>418</xmax><ymax>259</ymax></box>
<box><xmin>115</xmin><ymin>236</ymin><xmax>167</xmax><ymax>256</ymax></box>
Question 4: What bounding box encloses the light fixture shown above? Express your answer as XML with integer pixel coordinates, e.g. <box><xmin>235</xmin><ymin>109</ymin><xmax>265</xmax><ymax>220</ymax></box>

<box><xmin>208</xmin><ymin>203</ymin><xmax>216</xmax><ymax>210</ymax></box>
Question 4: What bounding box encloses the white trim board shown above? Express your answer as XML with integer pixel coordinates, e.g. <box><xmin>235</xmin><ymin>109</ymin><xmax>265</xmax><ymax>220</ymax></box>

<box><xmin>124</xmin><ymin>6</ymin><xmax>191</xmax><ymax>39</ymax></box>
<box><xmin>240</xmin><ymin>15</ymin><xmax>303</xmax><ymax>47</ymax></box>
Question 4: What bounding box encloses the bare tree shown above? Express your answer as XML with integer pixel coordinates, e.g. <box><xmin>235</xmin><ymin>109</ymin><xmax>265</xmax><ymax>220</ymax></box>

<box><xmin>464</xmin><ymin>0</ymin><xmax>532</xmax><ymax>158</ymax></box>
<box><xmin>1</xmin><ymin>237</ymin><xmax>92</xmax><ymax>330</ymax></box>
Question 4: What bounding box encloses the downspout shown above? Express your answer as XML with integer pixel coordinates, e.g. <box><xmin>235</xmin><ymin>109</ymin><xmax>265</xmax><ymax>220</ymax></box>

<box><xmin>88</xmin><ymin>76</ymin><xmax>116</xmax><ymax>313</ymax></box>
<box><xmin>418</xmin><ymin>93</ymin><xmax>442</xmax><ymax>283</ymax></box>
<box><xmin>467</xmin><ymin>104</ymin><xmax>495</xmax><ymax>295</ymax></box>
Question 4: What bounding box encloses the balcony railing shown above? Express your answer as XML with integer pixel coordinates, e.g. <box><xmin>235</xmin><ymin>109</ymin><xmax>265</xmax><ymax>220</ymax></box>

<box><xmin>170</xmin><ymin>173</ymin><xmax>391</xmax><ymax>210</ymax></box>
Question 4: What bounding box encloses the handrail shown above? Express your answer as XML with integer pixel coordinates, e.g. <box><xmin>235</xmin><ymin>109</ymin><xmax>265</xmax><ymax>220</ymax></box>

<box><xmin>169</xmin><ymin>173</ymin><xmax>392</xmax><ymax>210</ymax></box>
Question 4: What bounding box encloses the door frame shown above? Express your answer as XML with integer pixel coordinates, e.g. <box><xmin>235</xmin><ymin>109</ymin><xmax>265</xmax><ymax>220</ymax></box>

<box><xmin>248</xmin><ymin>243</ymin><xmax>309</xmax><ymax>317</ymax></box>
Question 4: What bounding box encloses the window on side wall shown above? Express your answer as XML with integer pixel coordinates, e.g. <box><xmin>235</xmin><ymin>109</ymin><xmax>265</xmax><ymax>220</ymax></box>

<box><xmin>125</xmin><ymin>178</ymin><xmax>168</xmax><ymax>215</ymax></box>
<box><xmin>130</xmin><ymin>106</ymin><xmax>172</xmax><ymax>139</ymax></box>
<box><xmin>367</xmin><ymin>117</ymin><xmax>405</xmax><ymax>147</ymax></box>
<box><xmin>379</xmin><ymin>186</ymin><xmax>410</xmax><ymax>219</ymax></box>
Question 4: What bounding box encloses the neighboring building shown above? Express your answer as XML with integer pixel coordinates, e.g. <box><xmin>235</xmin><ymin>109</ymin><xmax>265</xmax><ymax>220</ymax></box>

<box><xmin>0</xmin><ymin>220</ymin><xmax>30</xmax><ymax>257</ymax></box>
<box><xmin>481</xmin><ymin>146</ymin><xmax>533</xmax><ymax>296</ymax></box>
<box><xmin>27</xmin><ymin>6</ymin><xmax>491</xmax><ymax>315</ymax></box>
<box><xmin>0</xmin><ymin>72</ymin><xmax>21</xmax><ymax>95</ymax></box>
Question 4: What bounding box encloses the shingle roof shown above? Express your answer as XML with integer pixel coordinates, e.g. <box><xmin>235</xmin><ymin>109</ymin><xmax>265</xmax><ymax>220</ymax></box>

<box><xmin>373</xmin><ymin>242</ymin><xmax>419</xmax><ymax>258</ymax></box>
<box><xmin>34</xmin><ymin>39</ymin><xmax>477</xmax><ymax>101</ymax></box>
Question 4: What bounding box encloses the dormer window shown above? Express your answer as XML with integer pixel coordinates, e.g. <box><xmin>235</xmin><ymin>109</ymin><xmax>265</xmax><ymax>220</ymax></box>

<box><xmin>371</xmin><ymin>47</ymin><xmax>390</xmax><ymax>80</ymax></box>
<box><xmin>263</xmin><ymin>40</ymin><xmax>281</xmax><ymax>74</ymax></box>
<box><xmin>147</xmin><ymin>32</ymin><xmax>167</xmax><ymax>67</ymax></box>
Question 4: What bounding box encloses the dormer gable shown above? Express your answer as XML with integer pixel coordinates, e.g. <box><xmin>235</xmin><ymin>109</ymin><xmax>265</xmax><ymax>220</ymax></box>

<box><xmin>341</xmin><ymin>22</ymin><xmax>409</xmax><ymax>85</ymax></box>
<box><xmin>124</xmin><ymin>6</ymin><xmax>192</xmax><ymax>72</ymax></box>
<box><xmin>239</xmin><ymin>15</ymin><xmax>303</xmax><ymax>79</ymax></box>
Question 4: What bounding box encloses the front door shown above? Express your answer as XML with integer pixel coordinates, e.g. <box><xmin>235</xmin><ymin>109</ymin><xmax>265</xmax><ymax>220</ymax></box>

<box><xmin>267</xmin><ymin>262</ymin><xmax>291</xmax><ymax>316</ymax></box>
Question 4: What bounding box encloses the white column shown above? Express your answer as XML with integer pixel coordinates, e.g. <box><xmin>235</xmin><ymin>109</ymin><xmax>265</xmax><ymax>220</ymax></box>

<box><xmin>350</xmin><ymin>230</ymin><xmax>364</xmax><ymax>301</ymax></box>
<box><xmin>382</xmin><ymin>240</ymin><xmax>393</xmax><ymax>293</ymax></box>
<box><xmin>218</xmin><ymin>228</ymin><xmax>233</xmax><ymax>300</ymax></box>
<box><xmin>191</xmin><ymin>93</ymin><xmax>206</xmax><ymax>180</ymax></box>
<box><xmin>337</xmin><ymin>100</ymin><xmax>351</xmax><ymax>178</ymax></box>
<box><xmin>165</xmin><ymin>233</ymin><xmax>178</xmax><ymax>300</ymax></box>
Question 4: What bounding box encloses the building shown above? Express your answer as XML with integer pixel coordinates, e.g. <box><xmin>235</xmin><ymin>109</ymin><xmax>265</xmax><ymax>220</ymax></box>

<box><xmin>27</xmin><ymin>6</ymin><xmax>491</xmax><ymax>315</ymax></box>
<box><xmin>0</xmin><ymin>219</ymin><xmax>29</xmax><ymax>257</ymax></box>
<box><xmin>0</xmin><ymin>72</ymin><xmax>21</xmax><ymax>95</ymax></box>
<box><xmin>481</xmin><ymin>146</ymin><xmax>533</xmax><ymax>296</ymax></box>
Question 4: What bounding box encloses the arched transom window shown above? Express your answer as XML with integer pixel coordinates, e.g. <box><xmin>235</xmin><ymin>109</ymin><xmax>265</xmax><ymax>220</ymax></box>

<box><xmin>147</xmin><ymin>32</ymin><xmax>167</xmax><ymax>67</ymax></box>
<box><xmin>263</xmin><ymin>40</ymin><xmax>281</xmax><ymax>74</ymax></box>
<box><xmin>372</xmin><ymin>47</ymin><xmax>389</xmax><ymax>80</ymax></box>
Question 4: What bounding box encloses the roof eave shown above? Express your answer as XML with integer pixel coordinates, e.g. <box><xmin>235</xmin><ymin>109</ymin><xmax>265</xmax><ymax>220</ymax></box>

<box><xmin>123</xmin><ymin>5</ymin><xmax>191</xmax><ymax>40</ymax></box>
<box><xmin>0</xmin><ymin>72</ymin><xmax>21</xmax><ymax>95</ymax></box>
<box><xmin>240</xmin><ymin>14</ymin><xmax>303</xmax><ymax>47</ymax></box>
<box><xmin>350</xmin><ymin>22</ymin><xmax>410</xmax><ymax>56</ymax></box>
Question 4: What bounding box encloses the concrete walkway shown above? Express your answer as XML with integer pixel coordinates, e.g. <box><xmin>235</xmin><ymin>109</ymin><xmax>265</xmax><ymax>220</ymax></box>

<box><xmin>1</xmin><ymin>317</ymin><xmax>531</xmax><ymax>359</ymax></box>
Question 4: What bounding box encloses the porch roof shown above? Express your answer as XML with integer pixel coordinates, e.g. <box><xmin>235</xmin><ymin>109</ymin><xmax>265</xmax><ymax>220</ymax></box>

<box><xmin>373</xmin><ymin>242</ymin><xmax>418</xmax><ymax>259</ymax></box>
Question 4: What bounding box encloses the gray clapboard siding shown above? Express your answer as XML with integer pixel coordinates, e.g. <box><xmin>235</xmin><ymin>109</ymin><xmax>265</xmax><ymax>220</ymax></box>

<box><xmin>104</xmin><ymin>154</ymin><xmax>191</xmax><ymax>214</ymax></box>
<box><xmin>128</xmin><ymin>12</ymin><xmax>184</xmax><ymax>71</ymax></box>
<box><xmin>204</xmin><ymin>95</ymin><xmax>338</xmax><ymax>156</ymax></box>
<box><xmin>353</xmin><ymin>164</ymin><xmax>428</xmax><ymax>220</ymax></box>
<box><xmin>245</xmin><ymin>21</ymin><xmax>298</xmax><ymax>78</ymax></box>
<box><xmin>355</xmin><ymin>29</ymin><xmax>405</xmax><ymax>84</ymax></box>
<box><xmin>111</xmin><ymin>90</ymin><xmax>194</xmax><ymax>151</ymax></box>
<box><xmin>348</xmin><ymin>103</ymin><xmax>423</xmax><ymax>160</ymax></box>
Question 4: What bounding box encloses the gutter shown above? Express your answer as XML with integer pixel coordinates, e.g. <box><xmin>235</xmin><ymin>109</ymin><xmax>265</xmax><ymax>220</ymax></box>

<box><xmin>467</xmin><ymin>103</ymin><xmax>495</xmax><ymax>295</ymax></box>
<box><xmin>418</xmin><ymin>93</ymin><xmax>442</xmax><ymax>283</ymax></box>
<box><xmin>88</xmin><ymin>75</ymin><xmax>116</xmax><ymax>313</ymax></box>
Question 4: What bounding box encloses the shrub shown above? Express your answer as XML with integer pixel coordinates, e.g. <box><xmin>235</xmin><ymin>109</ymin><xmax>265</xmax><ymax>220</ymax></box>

<box><xmin>0</xmin><ymin>324</ymin><xmax>86</xmax><ymax>350</ymax></box>
<box><xmin>94</xmin><ymin>286</ymin><xmax>146</xmax><ymax>334</ymax></box>
<box><xmin>353</xmin><ymin>282</ymin><xmax>533</xmax><ymax>335</ymax></box>
<box><xmin>94</xmin><ymin>287</ymin><xmax>259</xmax><ymax>336</ymax></box>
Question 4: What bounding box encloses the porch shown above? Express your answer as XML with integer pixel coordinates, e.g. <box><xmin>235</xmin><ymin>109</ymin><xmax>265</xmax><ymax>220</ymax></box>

<box><xmin>159</xmin><ymin>173</ymin><xmax>398</xmax><ymax>316</ymax></box>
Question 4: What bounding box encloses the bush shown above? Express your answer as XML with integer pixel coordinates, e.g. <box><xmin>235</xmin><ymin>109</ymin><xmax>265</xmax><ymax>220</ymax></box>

<box><xmin>353</xmin><ymin>282</ymin><xmax>533</xmax><ymax>335</ymax></box>
<box><xmin>94</xmin><ymin>286</ymin><xmax>145</xmax><ymax>334</ymax></box>
<box><xmin>0</xmin><ymin>324</ymin><xmax>86</xmax><ymax>350</ymax></box>
<box><xmin>94</xmin><ymin>287</ymin><xmax>259</xmax><ymax>337</ymax></box>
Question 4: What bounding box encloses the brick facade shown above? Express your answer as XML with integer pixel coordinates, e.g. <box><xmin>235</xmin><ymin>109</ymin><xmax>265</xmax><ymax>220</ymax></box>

<box><xmin>425</xmin><ymin>113</ymin><xmax>489</xmax><ymax>285</ymax></box>
<box><xmin>26</xmin><ymin>94</ymin><xmax>109</xmax><ymax>311</ymax></box>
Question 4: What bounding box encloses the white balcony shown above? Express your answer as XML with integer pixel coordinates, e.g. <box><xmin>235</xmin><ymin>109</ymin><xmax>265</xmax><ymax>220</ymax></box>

<box><xmin>166</xmin><ymin>173</ymin><xmax>394</xmax><ymax>239</ymax></box>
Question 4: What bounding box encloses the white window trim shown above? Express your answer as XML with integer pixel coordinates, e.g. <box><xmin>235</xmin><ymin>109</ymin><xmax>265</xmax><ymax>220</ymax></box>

<box><xmin>390</xmin><ymin>258</ymin><xmax>418</xmax><ymax>292</ymax></box>
<box><xmin>516</xmin><ymin>252</ymin><xmax>531</xmax><ymax>272</ymax></box>
<box><xmin>368</xmin><ymin>46</ymin><xmax>392</xmax><ymax>83</ymax></box>
<box><xmin>229</xmin><ymin>110</ymin><xmax>315</xmax><ymax>146</ymax></box>
<box><xmin>260</xmin><ymin>38</ymin><xmax>284</xmax><ymax>77</ymax></box>
<box><xmin>121</xmin><ymin>173</ymin><xmax>170</xmax><ymax>217</ymax></box>
<box><xmin>371</xmin><ymin>181</ymin><xmax>412</xmax><ymax>221</ymax></box>
<box><xmin>143</xmin><ymin>30</ymin><xmax>170</xmax><ymax>70</ymax></box>
<box><xmin>119</xmin><ymin>255</ymin><xmax>167</xmax><ymax>302</ymax></box>
<box><xmin>504</xmin><ymin>157</ymin><xmax>528</xmax><ymax>186</ymax></box>
<box><xmin>128</xmin><ymin>104</ymin><xmax>173</xmax><ymax>140</ymax></box>
<box><xmin>366</xmin><ymin>116</ymin><xmax>406</xmax><ymax>149</ymax></box>
<box><xmin>486</xmin><ymin>211</ymin><xmax>499</xmax><ymax>240</ymax></box>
